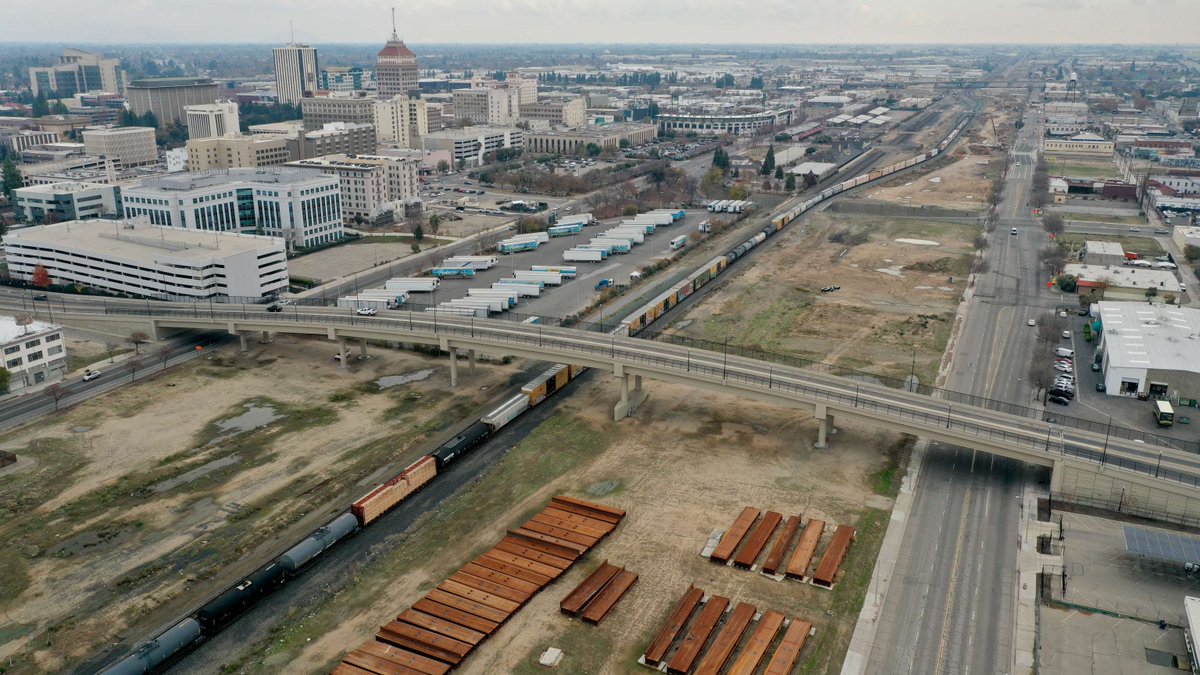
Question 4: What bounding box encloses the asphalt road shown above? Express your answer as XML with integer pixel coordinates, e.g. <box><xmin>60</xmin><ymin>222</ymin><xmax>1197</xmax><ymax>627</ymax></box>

<box><xmin>866</xmin><ymin>101</ymin><xmax>1053</xmax><ymax>675</ymax></box>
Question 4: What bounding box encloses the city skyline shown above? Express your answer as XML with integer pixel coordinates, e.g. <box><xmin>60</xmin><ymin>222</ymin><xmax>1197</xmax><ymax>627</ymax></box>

<box><xmin>1</xmin><ymin>0</ymin><xmax>1195</xmax><ymax>45</ymax></box>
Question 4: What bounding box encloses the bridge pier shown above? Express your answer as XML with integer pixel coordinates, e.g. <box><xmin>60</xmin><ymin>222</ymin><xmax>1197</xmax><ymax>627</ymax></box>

<box><xmin>260</xmin><ymin>330</ymin><xmax>271</xmax><ymax>344</ymax></box>
<box><xmin>239</xmin><ymin>333</ymin><xmax>249</xmax><ymax>352</ymax></box>
<box><xmin>1050</xmin><ymin>460</ymin><xmax>1064</xmax><ymax>493</ymax></box>
<box><xmin>338</xmin><ymin>338</ymin><xmax>349</xmax><ymax>370</ymax></box>
<box><xmin>613</xmin><ymin>372</ymin><xmax>647</xmax><ymax>421</ymax></box>
<box><xmin>359</xmin><ymin>338</ymin><xmax>368</xmax><ymax>359</ymax></box>
<box><xmin>814</xmin><ymin>403</ymin><xmax>835</xmax><ymax>449</ymax></box>
<box><xmin>449</xmin><ymin>348</ymin><xmax>458</xmax><ymax>387</ymax></box>
<box><xmin>468</xmin><ymin>349</ymin><xmax>476</xmax><ymax>374</ymax></box>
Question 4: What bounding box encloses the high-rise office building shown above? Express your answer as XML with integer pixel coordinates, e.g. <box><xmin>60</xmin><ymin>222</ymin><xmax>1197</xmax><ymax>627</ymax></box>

<box><xmin>375</xmin><ymin>12</ymin><xmax>419</xmax><ymax>99</ymax></box>
<box><xmin>185</xmin><ymin>100</ymin><xmax>240</xmax><ymax>140</ymax></box>
<box><xmin>29</xmin><ymin>49</ymin><xmax>125</xmax><ymax>97</ymax></box>
<box><xmin>273</xmin><ymin>44</ymin><xmax>320</xmax><ymax>105</ymax></box>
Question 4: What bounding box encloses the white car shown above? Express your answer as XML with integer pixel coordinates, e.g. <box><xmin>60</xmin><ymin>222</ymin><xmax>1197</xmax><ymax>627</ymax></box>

<box><xmin>355</xmin><ymin>307</ymin><xmax>378</xmax><ymax>316</ymax></box>
<box><xmin>1053</xmin><ymin>363</ymin><xmax>1073</xmax><ymax>373</ymax></box>
<box><xmin>1027</xmin><ymin>319</ymin><xmax>1036</xmax><ymax>326</ymax></box>
<box><xmin>82</xmin><ymin>370</ymin><xmax>101</xmax><ymax>382</ymax></box>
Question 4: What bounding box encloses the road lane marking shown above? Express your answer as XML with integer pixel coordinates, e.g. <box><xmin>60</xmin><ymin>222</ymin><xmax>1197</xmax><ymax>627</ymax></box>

<box><xmin>934</xmin><ymin>482</ymin><xmax>973</xmax><ymax>675</ymax></box>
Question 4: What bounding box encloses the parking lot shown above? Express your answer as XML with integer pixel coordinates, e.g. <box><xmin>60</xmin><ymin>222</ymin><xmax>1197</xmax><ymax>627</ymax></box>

<box><xmin>1038</xmin><ymin>511</ymin><xmax>1198</xmax><ymax>674</ymax></box>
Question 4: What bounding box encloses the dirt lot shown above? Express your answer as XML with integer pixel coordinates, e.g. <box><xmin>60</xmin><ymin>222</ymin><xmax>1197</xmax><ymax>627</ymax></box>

<box><xmin>220</xmin><ymin>374</ymin><xmax>903</xmax><ymax>675</ymax></box>
<box><xmin>665</xmin><ymin>211</ymin><xmax>978</xmax><ymax>386</ymax></box>
<box><xmin>0</xmin><ymin>336</ymin><xmax>519</xmax><ymax>673</ymax></box>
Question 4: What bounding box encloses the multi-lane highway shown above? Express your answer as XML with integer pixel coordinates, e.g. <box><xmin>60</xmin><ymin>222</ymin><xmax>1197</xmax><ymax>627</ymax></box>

<box><xmin>866</xmin><ymin>101</ymin><xmax>1055</xmax><ymax>674</ymax></box>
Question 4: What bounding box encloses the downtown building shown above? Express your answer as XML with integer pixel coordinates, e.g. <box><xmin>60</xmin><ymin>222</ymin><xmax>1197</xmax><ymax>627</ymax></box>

<box><xmin>452</xmin><ymin>86</ymin><xmax>521</xmax><ymax>126</ymax></box>
<box><xmin>373</xmin><ymin>96</ymin><xmax>428</xmax><ymax>147</ymax></box>
<box><xmin>273</xmin><ymin>44</ymin><xmax>320</xmax><ymax>105</ymax></box>
<box><xmin>286</xmin><ymin>153</ymin><xmax>419</xmax><ymax>223</ymax></box>
<box><xmin>519</xmin><ymin>97</ymin><xmax>587</xmax><ymax>129</ymax></box>
<box><xmin>301</xmin><ymin>93</ymin><xmax>378</xmax><ymax>130</ymax></box>
<box><xmin>375</xmin><ymin>29</ymin><xmax>419</xmax><ymax>98</ymax></box>
<box><xmin>126</xmin><ymin>77</ymin><xmax>221</xmax><ymax>127</ymax></box>
<box><xmin>12</xmin><ymin>182</ymin><xmax>122</xmax><ymax>223</ymax></box>
<box><xmin>0</xmin><ymin>317</ymin><xmax>67</xmax><ymax>393</ymax></box>
<box><xmin>424</xmin><ymin>126</ymin><xmax>523</xmax><ymax>167</ymax></box>
<box><xmin>81</xmin><ymin>126</ymin><xmax>159</xmax><ymax>168</ymax></box>
<box><xmin>184</xmin><ymin>101</ymin><xmax>240</xmax><ymax>140</ymax></box>
<box><xmin>29</xmin><ymin>48</ymin><xmax>125</xmax><ymax>97</ymax></box>
<box><xmin>121</xmin><ymin>169</ymin><xmax>343</xmax><ymax>250</ymax></box>
<box><xmin>185</xmin><ymin>134</ymin><xmax>292</xmax><ymax>171</ymax></box>
<box><xmin>524</xmin><ymin>123</ymin><xmax>657</xmax><ymax>155</ymax></box>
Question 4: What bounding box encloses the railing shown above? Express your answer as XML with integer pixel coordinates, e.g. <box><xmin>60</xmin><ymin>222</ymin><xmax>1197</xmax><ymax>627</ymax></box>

<box><xmin>101</xmin><ymin>306</ymin><xmax>1200</xmax><ymax>490</ymax></box>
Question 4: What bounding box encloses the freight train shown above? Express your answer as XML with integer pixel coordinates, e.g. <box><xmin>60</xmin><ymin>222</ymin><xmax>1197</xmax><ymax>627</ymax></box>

<box><xmin>619</xmin><ymin>114</ymin><xmax>972</xmax><ymax>337</ymax></box>
<box><xmin>99</xmin><ymin>111</ymin><xmax>973</xmax><ymax>675</ymax></box>
<box><xmin>99</xmin><ymin>362</ymin><xmax>587</xmax><ymax>675</ymax></box>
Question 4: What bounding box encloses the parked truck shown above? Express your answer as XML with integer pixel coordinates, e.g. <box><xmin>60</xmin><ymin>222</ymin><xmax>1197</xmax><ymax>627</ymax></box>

<box><xmin>548</xmin><ymin>223</ymin><xmax>583</xmax><ymax>237</ymax></box>
<box><xmin>431</xmin><ymin>266</ymin><xmax>476</xmax><ymax>278</ymax></box>
<box><xmin>385</xmin><ymin>277</ymin><xmax>439</xmax><ymax>292</ymax></box>
<box><xmin>499</xmin><ymin>239</ymin><xmax>540</xmax><ymax>254</ymax></box>
<box><xmin>589</xmin><ymin>238</ymin><xmax>632</xmax><ymax>253</ymax></box>
<box><xmin>531</xmin><ymin>265</ymin><xmax>577</xmax><ymax>278</ymax></box>
<box><xmin>563</xmin><ymin>248</ymin><xmax>604</xmax><ymax>263</ymax></box>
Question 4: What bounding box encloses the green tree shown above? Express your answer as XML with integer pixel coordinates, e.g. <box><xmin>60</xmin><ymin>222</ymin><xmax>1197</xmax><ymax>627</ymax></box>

<box><xmin>0</xmin><ymin>367</ymin><xmax>11</xmax><ymax>394</ymax></box>
<box><xmin>785</xmin><ymin>173</ymin><xmax>796</xmax><ymax>191</ymax></box>
<box><xmin>1184</xmin><ymin>244</ymin><xmax>1200</xmax><ymax>263</ymax></box>
<box><xmin>427</xmin><ymin>213</ymin><xmax>441</xmax><ymax>235</ymax></box>
<box><xmin>1</xmin><ymin>157</ymin><xmax>21</xmax><ymax>199</ymax></box>
<box><xmin>31</xmin><ymin>92</ymin><xmax>49</xmax><ymax>117</ymax></box>
<box><xmin>619</xmin><ymin>138</ymin><xmax>631</xmax><ymax>149</ymax></box>
<box><xmin>730</xmin><ymin>184</ymin><xmax>749</xmax><ymax>200</ymax></box>
<box><xmin>50</xmin><ymin>100</ymin><xmax>69</xmax><ymax>115</ymax></box>
<box><xmin>413</xmin><ymin>223</ymin><xmax>424</xmax><ymax>241</ymax></box>
<box><xmin>761</xmin><ymin>144</ymin><xmax>776</xmax><ymax>175</ymax></box>
<box><xmin>436</xmin><ymin>159</ymin><xmax>450</xmax><ymax>175</ymax></box>
<box><xmin>749</xmin><ymin>76</ymin><xmax>764</xmax><ymax>89</ymax></box>
<box><xmin>774</xmin><ymin>166</ymin><xmax>784</xmax><ymax>180</ymax></box>
<box><xmin>585</xmin><ymin>143</ymin><xmax>602</xmax><ymax>157</ymax></box>
<box><xmin>140</xmin><ymin>111</ymin><xmax>159</xmax><ymax>129</ymax></box>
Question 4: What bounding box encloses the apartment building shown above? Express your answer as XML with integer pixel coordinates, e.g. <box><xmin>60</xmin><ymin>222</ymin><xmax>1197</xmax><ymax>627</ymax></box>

<box><xmin>452</xmin><ymin>86</ymin><xmax>520</xmax><ymax>126</ymax></box>
<box><xmin>5</xmin><ymin>219</ymin><xmax>288</xmax><ymax>300</ymax></box>
<box><xmin>374</xmin><ymin>96</ymin><xmax>429</xmax><ymax>146</ymax></box>
<box><xmin>12</xmin><ymin>182</ymin><xmax>121</xmax><ymax>222</ymax></box>
<box><xmin>81</xmin><ymin>127</ymin><xmax>158</xmax><ymax>168</ymax></box>
<box><xmin>184</xmin><ymin>100</ymin><xmax>240</xmax><ymax>140</ymax></box>
<box><xmin>524</xmin><ymin>123</ymin><xmax>657</xmax><ymax>155</ymax></box>
<box><xmin>301</xmin><ymin>93</ymin><xmax>377</xmax><ymax>130</ymax></box>
<box><xmin>185</xmin><ymin>134</ymin><xmax>291</xmax><ymax>171</ymax></box>
<box><xmin>286</xmin><ymin>153</ymin><xmax>419</xmax><ymax>222</ymax></box>
<box><xmin>29</xmin><ymin>48</ymin><xmax>125</xmax><ymax>97</ymax></box>
<box><xmin>0</xmin><ymin>317</ymin><xmax>67</xmax><ymax>392</ymax></box>
<box><xmin>126</xmin><ymin>77</ymin><xmax>220</xmax><ymax>127</ymax></box>
<box><xmin>273</xmin><ymin>44</ymin><xmax>320</xmax><ymax>105</ymax></box>
<box><xmin>121</xmin><ymin>169</ymin><xmax>343</xmax><ymax>249</ymax></box>
<box><xmin>518</xmin><ymin>97</ymin><xmax>586</xmax><ymax>129</ymax></box>
<box><xmin>423</xmin><ymin>127</ymin><xmax>523</xmax><ymax>167</ymax></box>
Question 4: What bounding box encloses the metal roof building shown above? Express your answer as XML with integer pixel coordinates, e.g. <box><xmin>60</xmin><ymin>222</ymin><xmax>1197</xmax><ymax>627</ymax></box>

<box><xmin>1096</xmin><ymin>301</ymin><xmax>1200</xmax><ymax>400</ymax></box>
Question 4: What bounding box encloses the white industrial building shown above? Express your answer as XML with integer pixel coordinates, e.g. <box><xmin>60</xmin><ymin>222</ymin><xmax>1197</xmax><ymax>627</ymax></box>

<box><xmin>1066</xmin><ymin>264</ymin><xmax>1182</xmax><ymax>303</ymax></box>
<box><xmin>424</xmin><ymin>126</ymin><xmax>523</xmax><ymax>167</ymax></box>
<box><xmin>1096</xmin><ymin>302</ymin><xmax>1200</xmax><ymax>401</ymax></box>
<box><xmin>121</xmin><ymin>169</ymin><xmax>343</xmax><ymax>250</ymax></box>
<box><xmin>4</xmin><ymin>219</ymin><xmax>289</xmax><ymax>300</ymax></box>
<box><xmin>0</xmin><ymin>317</ymin><xmax>67</xmax><ymax>392</ymax></box>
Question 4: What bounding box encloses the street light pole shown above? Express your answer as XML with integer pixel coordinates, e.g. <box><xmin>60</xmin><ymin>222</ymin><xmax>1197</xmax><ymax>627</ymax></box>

<box><xmin>723</xmin><ymin>336</ymin><xmax>729</xmax><ymax>380</ymax></box>
<box><xmin>1101</xmin><ymin>413</ymin><xmax>1112</xmax><ymax>465</ymax></box>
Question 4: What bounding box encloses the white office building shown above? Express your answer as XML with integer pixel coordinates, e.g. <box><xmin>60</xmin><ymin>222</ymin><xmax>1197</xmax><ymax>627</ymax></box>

<box><xmin>121</xmin><ymin>169</ymin><xmax>343</xmax><ymax>250</ymax></box>
<box><xmin>273</xmin><ymin>44</ymin><xmax>320</xmax><ymax>105</ymax></box>
<box><xmin>0</xmin><ymin>317</ymin><xmax>67</xmax><ymax>392</ymax></box>
<box><xmin>286</xmin><ymin>153</ymin><xmax>420</xmax><ymax>222</ymax></box>
<box><xmin>185</xmin><ymin>101</ymin><xmax>240</xmax><ymax>140</ymax></box>
<box><xmin>424</xmin><ymin>126</ymin><xmax>522</xmax><ymax>167</ymax></box>
<box><xmin>81</xmin><ymin>126</ymin><xmax>158</xmax><ymax>168</ymax></box>
<box><xmin>452</xmin><ymin>86</ymin><xmax>521</xmax><ymax>126</ymax></box>
<box><xmin>374</xmin><ymin>96</ymin><xmax>429</xmax><ymax>147</ymax></box>
<box><xmin>12</xmin><ymin>182</ymin><xmax>121</xmax><ymax>223</ymax></box>
<box><xmin>4</xmin><ymin>219</ymin><xmax>289</xmax><ymax>300</ymax></box>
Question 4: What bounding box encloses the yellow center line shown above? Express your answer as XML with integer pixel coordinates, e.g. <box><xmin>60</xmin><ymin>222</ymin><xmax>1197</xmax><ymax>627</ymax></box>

<box><xmin>935</xmin><ymin>481</ymin><xmax>974</xmax><ymax>675</ymax></box>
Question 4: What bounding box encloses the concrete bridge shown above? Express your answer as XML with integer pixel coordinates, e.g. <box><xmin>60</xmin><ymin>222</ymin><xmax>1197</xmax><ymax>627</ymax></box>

<box><xmin>73</xmin><ymin>304</ymin><xmax>1200</xmax><ymax>504</ymax></box>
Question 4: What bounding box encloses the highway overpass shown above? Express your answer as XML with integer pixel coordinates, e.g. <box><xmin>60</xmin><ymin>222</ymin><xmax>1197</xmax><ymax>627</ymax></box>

<box><xmin>68</xmin><ymin>304</ymin><xmax>1200</xmax><ymax>500</ymax></box>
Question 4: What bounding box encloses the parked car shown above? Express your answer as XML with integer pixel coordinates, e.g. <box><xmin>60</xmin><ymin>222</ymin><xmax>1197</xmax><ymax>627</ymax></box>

<box><xmin>32</xmin><ymin>294</ymin><xmax>48</xmax><ymax>301</ymax></box>
<box><xmin>1027</xmin><ymin>319</ymin><xmax>1036</xmax><ymax>327</ymax></box>
<box><xmin>1096</xmin><ymin>383</ymin><xmax>1106</xmax><ymax>392</ymax></box>
<box><xmin>1054</xmin><ymin>363</ymin><xmax>1074</xmax><ymax>373</ymax></box>
<box><xmin>1062</xmin><ymin>330</ymin><xmax>1072</xmax><ymax>340</ymax></box>
<box><xmin>1049</xmin><ymin>389</ymin><xmax>1074</xmax><ymax>400</ymax></box>
<box><xmin>82</xmin><ymin>370</ymin><xmax>101</xmax><ymax>382</ymax></box>
<box><xmin>1048</xmin><ymin>395</ymin><xmax>1071</xmax><ymax>406</ymax></box>
<box><xmin>355</xmin><ymin>307</ymin><xmax>378</xmax><ymax>316</ymax></box>
<box><xmin>1090</xmin><ymin>363</ymin><xmax>1101</xmax><ymax>372</ymax></box>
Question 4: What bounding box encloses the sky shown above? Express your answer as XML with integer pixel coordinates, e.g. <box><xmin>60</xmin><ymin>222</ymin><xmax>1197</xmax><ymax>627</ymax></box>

<box><xmin>0</xmin><ymin>0</ymin><xmax>1193</xmax><ymax>45</ymax></box>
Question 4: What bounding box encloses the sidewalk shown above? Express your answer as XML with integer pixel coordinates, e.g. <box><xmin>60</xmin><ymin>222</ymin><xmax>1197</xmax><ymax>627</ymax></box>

<box><xmin>1014</xmin><ymin>483</ymin><xmax>1065</xmax><ymax>673</ymax></box>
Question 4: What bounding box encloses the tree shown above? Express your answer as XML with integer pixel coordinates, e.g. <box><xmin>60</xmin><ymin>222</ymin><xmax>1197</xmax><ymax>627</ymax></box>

<box><xmin>127</xmin><ymin>330</ymin><xmax>149</xmax><ymax>355</ymax></box>
<box><xmin>427</xmin><ymin>213</ymin><xmax>441</xmax><ymax>236</ymax></box>
<box><xmin>730</xmin><ymin>184</ymin><xmax>749</xmax><ymax>200</ymax></box>
<box><xmin>50</xmin><ymin>100</ymin><xmax>69</xmax><ymax>115</ymax></box>
<box><xmin>761</xmin><ymin>145</ymin><xmax>776</xmax><ymax>175</ymax></box>
<box><xmin>155</xmin><ymin>344</ymin><xmax>173</xmax><ymax>368</ymax></box>
<box><xmin>1039</xmin><ymin>246</ymin><xmax>1067</xmax><ymax>274</ymax></box>
<box><xmin>1042</xmin><ymin>213</ymin><xmax>1065</xmax><ymax>237</ymax></box>
<box><xmin>105</xmin><ymin>342</ymin><xmax>119</xmax><ymax>362</ymax></box>
<box><xmin>1185</xmin><ymin>244</ymin><xmax>1200</xmax><ymax>263</ymax></box>
<box><xmin>805</xmin><ymin>146</ymin><xmax>817</xmax><ymax>156</ymax></box>
<box><xmin>125</xmin><ymin>358</ymin><xmax>142</xmax><ymax>382</ymax></box>
<box><xmin>2</xmin><ymin>157</ymin><xmax>21</xmax><ymax>200</ymax></box>
<box><xmin>749</xmin><ymin>76</ymin><xmax>764</xmax><ymax>90</ymax></box>
<box><xmin>31</xmin><ymin>92</ymin><xmax>49</xmax><ymax>118</ymax></box>
<box><xmin>44</xmin><ymin>383</ymin><xmax>72</xmax><ymax>410</ymax></box>
<box><xmin>585</xmin><ymin>143</ymin><xmax>602</xmax><ymax>157</ymax></box>
<box><xmin>0</xmin><ymin>367</ymin><xmax>10</xmax><ymax>393</ymax></box>
<box><xmin>437</xmin><ymin>159</ymin><xmax>450</xmax><ymax>175</ymax></box>
<box><xmin>711</xmin><ymin>148</ymin><xmax>730</xmax><ymax>172</ymax></box>
<box><xmin>762</xmin><ymin>179</ymin><xmax>773</xmax><ymax>191</ymax></box>
<box><xmin>31</xmin><ymin>265</ymin><xmax>51</xmax><ymax>288</ymax></box>
<box><xmin>1056</xmin><ymin>274</ymin><xmax>1078</xmax><ymax>293</ymax></box>
<box><xmin>619</xmin><ymin>138</ymin><xmax>631</xmax><ymax>149</ymax></box>
<box><xmin>1027</xmin><ymin>351</ymin><xmax>1056</xmax><ymax>402</ymax></box>
<box><xmin>784</xmin><ymin>173</ymin><xmax>796</xmax><ymax>191</ymax></box>
<box><xmin>412</xmin><ymin>223</ymin><xmax>424</xmax><ymax>241</ymax></box>
<box><xmin>701</xmin><ymin>167</ymin><xmax>724</xmax><ymax>197</ymax></box>
<box><xmin>774</xmin><ymin>166</ymin><xmax>784</xmax><ymax>180</ymax></box>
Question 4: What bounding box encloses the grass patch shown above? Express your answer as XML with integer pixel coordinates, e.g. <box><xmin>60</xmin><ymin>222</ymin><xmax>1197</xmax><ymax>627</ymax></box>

<box><xmin>1057</xmin><ymin>212</ymin><xmax>1146</xmax><ymax>226</ymax></box>
<box><xmin>0</xmin><ymin>548</ymin><xmax>31</xmax><ymax>605</ymax></box>
<box><xmin>1043</xmin><ymin>158</ymin><xmax>1120</xmax><ymax>180</ymax></box>
<box><xmin>0</xmin><ymin>437</ymin><xmax>87</xmax><ymax>525</ymax></box>
<box><xmin>242</xmin><ymin>413</ymin><xmax>615</xmax><ymax>672</ymax></box>
<box><xmin>511</xmin><ymin>619</ymin><xmax>616</xmax><ymax>675</ymax></box>
<box><xmin>701</xmin><ymin>288</ymin><xmax>813</xmax><ymax>353</ymax></box>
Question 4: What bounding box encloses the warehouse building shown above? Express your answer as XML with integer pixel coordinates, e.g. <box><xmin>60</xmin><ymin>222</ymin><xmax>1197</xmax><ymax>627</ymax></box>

<box><xmin>1081</xmin><ymin>240</ymin><xmax>1127</xmax><ymax>267</ymax></box>
<box><xmin>0</xmin><ymin>316</ymin><xmax>67</xmax><ymax>393</ymax></box>
<box><xmin>4</xmin><ymin>219</ymin><xmax>288</xmax><ymax>300</ymax></box>
<box><xmin>1096</xmin><ymin>302</ymin><xmax>1200</xmax><ymax>401</ymax></box>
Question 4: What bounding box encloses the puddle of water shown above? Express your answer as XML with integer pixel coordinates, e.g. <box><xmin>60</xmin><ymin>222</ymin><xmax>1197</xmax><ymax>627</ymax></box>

<box><xmin>587</xmin><ymin>479</ymin><xmax>621</xmax><ymax>497</ymax></box>
<box><xmin>71</xmin><ymin>426</ymin><xmax>93</xmax><ymax>433</ymax></box>
<box><xmin>376</xmin><ymin>369</ymin><xmax>435</xmax><ymax>389</ymax></box>
<box><xmin>211</xmin><ymin>402</ymin><xmax>283</xmax><ymax>442</ymax></box>
<box><xmin>153</xmin><ymin>455</ymin><xmax>241</xmax><ymax>492</ymax></box>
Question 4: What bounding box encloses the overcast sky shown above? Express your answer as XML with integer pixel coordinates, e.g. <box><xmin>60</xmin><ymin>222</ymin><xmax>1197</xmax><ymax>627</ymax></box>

<box><xmin>1</xmin><ymin>0</ymin><xmax>1192</xmax><ymax>45</ymax></box>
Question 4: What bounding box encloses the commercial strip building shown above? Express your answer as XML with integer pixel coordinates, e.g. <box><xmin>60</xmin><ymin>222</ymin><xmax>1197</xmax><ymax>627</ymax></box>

<box><xmin>3</xmin><ymin>219</ymin><xmax>288</xmax><ymax>300</ymax></box>
<box><xmin>1065</xmin><ymin>263</ymin><xmax>1182</xmax><ymax>303</ymax></box>
<box><xmin>184</xmin><ymin>101</ymin><xmax>240</xmax><ymax>140</ymax></box>
<box><xmin>656</xmin><ymin>110</ymin><xmax>794</xmax><ymax>136</ymax></box>
<box><xmin>0</xmin><ymin>317</ymin><xmax>67</xmax><ymax>393</ymax></box>
<box><xmin>286</xmin><ymin>153</ymin><xmax>419</xmax><ymax>222</ymax></box>
<box><xmin>272</xmin><ymin>44</ymin><xmax>319</xmax><ymax>105</ymax></box>
<box><xmin>12</xmin><ymin>182</ymin><xmax>121</xmax><ymax>223</ymax></box>
<box><xmin>126</xmin><ymin>77</ymin><xmax>220</xmax><ymax>127</ymax></box>
<box><xmin>81</xmin><ymin>127</ymin><xmax>158</xmax><ymax>168</ymax></box>
<box><xmin>518</xmin><ymin>97</ymin><xmax>586</xmax><ymax>129</ymax></box>
<box><xmin>121</xmin><ymin>169</ymin><xmax>343</xmax><ymax>249</ymax></box>
<box><xmin>424</xmin><ymin>126</ymin><xmax>523</xmax><ymax>167</ymax></box>
<box><xmin>523</xmin><ymin>123</ymin><xmax>657</xmax><ymax>155</ymax></box>
<box><xmin>29</xmin><ymin>48</ymin><xmax>124</xmax><ymax>97</ymax></box>
<box><xmin>185</xmin><ymin>134</ymin><xmax>291</xmax><ymax>171</ymax></box>
<box><xmin>1095</xmin><ymin>302</ymin><xmax>1200</xmax><ymax>401</ymax></box>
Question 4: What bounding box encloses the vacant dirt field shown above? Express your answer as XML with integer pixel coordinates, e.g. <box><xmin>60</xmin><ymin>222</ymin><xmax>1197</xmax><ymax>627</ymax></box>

<box><xmin>0</xmin><ymin>335</ymin><xmax>518</xmax><ymax>673</ymax></box>
<box><xmin>222</xmin><ymin>373</ymin><xmax>902</xmax><ymax>675</ymax></box>
<box><xmin>665</xmin><ymin>211</ymin><xmax>977</xmax><ymax>387</ymax></box>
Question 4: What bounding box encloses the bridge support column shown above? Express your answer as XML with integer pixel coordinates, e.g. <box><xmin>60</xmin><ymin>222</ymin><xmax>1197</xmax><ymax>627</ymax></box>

<box><xmin>612</xmin><ymin>372</ymin><xmax>647</xmax><ymax>421</ymax></box>
<box><xmin>338</xmin><ymin>338</ymin><xmax>349</xmax><ymax>371</ymax></box>
<box><xmin>468</xmin><ymin>349</ymin><xmax>476</xmax><ymax>374</ymax></box>
<box><xmin>449</xmin><ymin>348</ymin><xmax>458</xmax><ymax>388</ymax></box>
<box><xmin>814</xmin><ymin>403</ymin><xmax>831</xmax><ymax>449</ymax></box>
<box><xmin>239</xmin><ymin>333</ymin><xmax>249</xmax><ymax>352</ymax></box>
<box><xmin>359</xmin><ymin>338</ymin><xmax>368</xmax><ymax>359</ymax></box>
<box><xmin>1050</xmin><ymin>460</ymin><xmax>1065</xmax><ymax>494</ymax></box>
<box><xmin>260</xmin><ymin>330</ymin><xmax>271</xmax><ymax>344</ymax></box>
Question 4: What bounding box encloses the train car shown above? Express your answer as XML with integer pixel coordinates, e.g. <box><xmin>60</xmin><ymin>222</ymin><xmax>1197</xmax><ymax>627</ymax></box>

<box><xmin>195</xmin><ymin>562</ymin><xmax>288</xmax><ymax>631</ymax></box>
<box><xmin>930</xmin><ymin>148</ymin><xmax>940</xmax><ymax>157</ymax></box>
<box><xmin>430</xmin><ymin>421</ymin><xmax>492</xmax><ymax>469</ymax></box>
<box><xmin>482</xmin><ymin>394</ymin><xmax>529</xmax><ymax>431</ymax></box>
<box><xmin>278</xmin><ymin>513</ymin><xmax>358</xmax><ymax>573</ymax></box>
<box><xmin>101</xmin><ymin>619</ymin><xmax>203</xmax><ymax>675</ymax></box>
<box><xmin>568</xmin><ymin>364</ymin><xmax>587</xmax><ymax>379</ymax></box>
<box><xmin>521</xmin><ymin>364</ymin><xmax>569</xmax><ymax>406</ymax></box>
<box><xmin>351</xmin><ymin>456</ymin><xmax>438</xmax><ymax>526</ymax></box>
